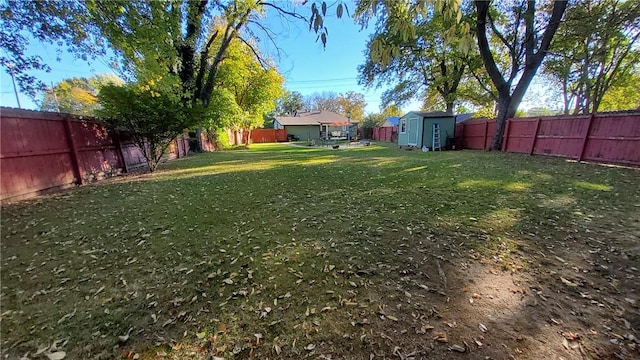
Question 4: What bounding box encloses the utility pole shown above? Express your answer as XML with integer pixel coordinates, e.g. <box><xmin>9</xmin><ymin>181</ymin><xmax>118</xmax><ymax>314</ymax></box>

<box><xmin>8</xmin><ymin>66</ymin><xmax>22</xmax><ymax>109</ymax></box>
<box><xmin>347</xmin><ymin>111</ymin><xmax>351</xmax><ymax>145</ymax></box>
<box><xmin>51</xmin><ymin>81</ymin><xmax>60</xmax><ymax>112</ymax></box>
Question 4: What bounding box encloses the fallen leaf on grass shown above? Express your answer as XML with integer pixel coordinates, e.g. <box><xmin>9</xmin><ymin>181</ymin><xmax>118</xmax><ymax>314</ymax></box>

<box><xmin>479</xmin><ymin>323</ymin><xmax>488</xmax><ymax>333</ymax></box>
<box><xmin>35</xmin><ymin>345</ymin><xmax>50</xmax><ymax>355</ymax></box>
<box><xmin>46</xmin><ymin>352</ymin><xmax>66</xmax><ymax>360</ymax></box>
<box><xmin>304</xmin><ymin>343</ymin><xmax>316</xmax><ymax>351</ymax></box>
<box><xmin>562</xmin><ymin>332</ymin><xmax>580</xmax><ymax>341</ymax></box>
<box><xmin>434</xmin><ymin>333</ymin><xmax>448</xmax><ymax>343</ymax></box>
<box><xmin>560</xmin><ymin>277</ymin><xmax>578</xmax><ymax>287</ymax></box>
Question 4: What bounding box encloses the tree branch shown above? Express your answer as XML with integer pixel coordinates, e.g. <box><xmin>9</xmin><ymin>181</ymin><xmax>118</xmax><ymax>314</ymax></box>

<box><xmin>474</xmin><ymin>1</ymin><xmax>509</xmax><ymax>95</ymax></box>
<box><xmin>258</xmin><ymin>2</ymin><xmax>307</xmax><ymax>21</ymax></box>
<box><xmin>238</xmin><ymin>36</ymin><xmax>268</xmax><ymax>69</ymax></box>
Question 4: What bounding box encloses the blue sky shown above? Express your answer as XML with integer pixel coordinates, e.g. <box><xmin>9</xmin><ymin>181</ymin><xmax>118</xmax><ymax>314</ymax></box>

<box><xmin>0</xmin><ymin>2</ymin><xmax>418</xmax><ymax>114</ymax></box>
<box><xmin>0</xmin><ymin>2</ymin><xmax>555</xmax><ymax>114</ymax></box>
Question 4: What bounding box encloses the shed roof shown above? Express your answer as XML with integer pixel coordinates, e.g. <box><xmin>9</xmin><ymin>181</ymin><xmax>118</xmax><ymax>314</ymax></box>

<box><xmin>275</xmin><ymin>110</ymin><xmax>357</xmax><ymax>126</ymax></box>
<box><xmin>403</xmin><ymin>111</ymin><xmax>453</xmax><ymax>118</ymax></box>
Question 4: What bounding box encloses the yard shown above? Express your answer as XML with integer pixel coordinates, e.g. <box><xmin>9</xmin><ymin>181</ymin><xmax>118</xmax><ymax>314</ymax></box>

<box><xmin>1</xmin><ymin>143</ymin><xmax>639</xmax><ymax>359</ymax></box>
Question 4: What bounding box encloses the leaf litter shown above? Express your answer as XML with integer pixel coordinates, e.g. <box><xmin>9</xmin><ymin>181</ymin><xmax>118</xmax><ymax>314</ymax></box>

<box><xmin>1</xmin><ymin>144</ymin><xmax>639</xmax><ymax>359</ymax></box>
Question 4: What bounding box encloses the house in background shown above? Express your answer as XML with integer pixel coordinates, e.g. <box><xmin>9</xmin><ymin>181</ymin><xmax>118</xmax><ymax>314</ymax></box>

<box><xmin>455</xmin><ymin>113</ymin><xmax>474</xmax><ymax>123</ymax></box>
<box><xmin>382</xmin><ymin>116</ymin><xmax>400</xmax><ymax>127</ymax></box>
<box><xmin>398</xmin><ymin>111</ymin><xmax>456</xmax><ymax>149</ymax></box>
<box><xmin>372</xmin><ymin>115</ymin><xmax>400</xmax><ymax>142</ymax></box>
<box><xmin>274</xmin><ymin>110</ymin><xmax>358</xmax><ymax>141</ymax></box>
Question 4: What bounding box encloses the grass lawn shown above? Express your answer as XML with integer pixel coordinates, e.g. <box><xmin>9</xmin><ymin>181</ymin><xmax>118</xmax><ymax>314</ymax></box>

<box><xmin>2</xmin><ymin>143</ymin><xmax>639</xmax><ymax>359</ymax></box>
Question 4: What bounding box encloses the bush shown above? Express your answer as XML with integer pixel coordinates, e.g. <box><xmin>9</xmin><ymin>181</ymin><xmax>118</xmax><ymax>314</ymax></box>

<box><xmin>214</xmin><ymin>128</ymin><xmax>231</xmax><ymax>150</ymax></box>
<box><xmin>98</xmin><ymin>84</ymin><xmax>197</xmax><ymax>171</ymax></box>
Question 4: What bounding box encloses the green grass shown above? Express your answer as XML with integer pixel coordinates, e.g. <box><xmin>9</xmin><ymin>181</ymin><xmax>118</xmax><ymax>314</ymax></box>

<box><xmin>2</xmin><ymin>143</ymin><xmax>639</xmax><ymax>359</ymax></box>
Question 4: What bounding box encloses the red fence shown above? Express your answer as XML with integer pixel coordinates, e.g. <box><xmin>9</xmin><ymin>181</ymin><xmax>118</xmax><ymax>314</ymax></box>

<box><xmin>251</xmin><ymin>128</ymin><xmax>287</xmax><ymax>143</ymax></box>
<box><xmin>0</xmin><ymin>108</ymin><xmax>190</xmax><ymax>201</ymax></box>
<box><xmin>456</xmin><ymin>112</ymin><xmax>640</xmax><ymax>166</ymax></box>
<box><xmin>372</xmin><ymin>126</ymin><xmax>398</xmax><ymax>142</ymax></box>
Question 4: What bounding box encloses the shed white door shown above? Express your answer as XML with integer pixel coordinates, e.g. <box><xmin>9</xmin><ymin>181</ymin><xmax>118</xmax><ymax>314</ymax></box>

<box><xmin>408</xmin><ymin>118</ymin><xmax>419</xmax><ymax>146</ymax></box>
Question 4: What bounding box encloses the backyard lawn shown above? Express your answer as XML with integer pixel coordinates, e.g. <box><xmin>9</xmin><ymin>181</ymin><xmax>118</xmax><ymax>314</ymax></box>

<box><xmin>1</xmin><ymin>143</ymin><xmax>639</xmax><ymax>359</ymax></box>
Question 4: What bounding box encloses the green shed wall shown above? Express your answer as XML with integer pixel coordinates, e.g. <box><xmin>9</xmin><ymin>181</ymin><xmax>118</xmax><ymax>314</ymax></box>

<box><xmin>398</xmin><ymin>113</ymin><xmax>423</xmax><ymax>146</ymax></box>
<box><xmin>422</xmin><ymin>117</ymin><xmax>455</xmax><ymax>149</ymax></box>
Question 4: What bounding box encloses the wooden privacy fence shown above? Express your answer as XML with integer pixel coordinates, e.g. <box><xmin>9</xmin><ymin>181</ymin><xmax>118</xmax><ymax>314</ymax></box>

<box><xmin>455</xmin><ymin>111</ymin><xmax>640</xmax><ymax>166</ymax></box>
<box><xmin>0</xmin><ymin>107</ymin><xmax>190</xmax><ymax>201</ymax></box>
<box><xmin>372</xmin><ymin>126</ymin><xmax>398</xmax><ymax>142</ymax></box>
<box><xmin>250</xmin><ymin>128</ymin><xmax>287</xmax><ymax>143</ymax></box>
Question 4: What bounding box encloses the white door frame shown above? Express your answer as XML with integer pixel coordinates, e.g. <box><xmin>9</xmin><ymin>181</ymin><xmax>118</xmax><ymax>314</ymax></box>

<box><xmin>408</xmin><ymin>118</ymin><xmax>419</xmax><ymax>146</ymax></box>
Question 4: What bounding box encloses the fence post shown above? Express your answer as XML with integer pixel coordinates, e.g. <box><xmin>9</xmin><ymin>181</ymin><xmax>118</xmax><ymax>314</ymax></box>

<box><xmin>529</xmin><ymin>118</ymin><xmax>541</xmax><ymax>155</ymax></box>
<box><xmin>113</xmin><ymin>133</ymin><xmax>128</xmax><ymax>173</ymax></box>
<box><xmin>483</xmin><ymin>121</ymin><xmax>489</xmax><ymax>150</ymax></box>
<box><xmin>182</xmin><ymin>134</ymin><xmax>188</xmax><ymax>155</ymax></box>
<box><xmin>501</xmin><ymin>119</ymin><xmax>511</xmax><ymax>152</ymax></box>
<box><xmin>578</xmin><ymin>113</ymin><xmax>596</xmax><ymax>162</ymax></box>
<box><xmin>63</xmin><ymin>117</ymin><xmax>83</xmax><ymax>185</ymax></box>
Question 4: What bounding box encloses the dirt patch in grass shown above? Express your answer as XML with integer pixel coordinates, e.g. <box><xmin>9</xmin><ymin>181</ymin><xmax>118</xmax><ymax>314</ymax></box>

<box><xmin>2</xmin><ymin>144</ymin><xmax>639</xmax><ymax>359</ymax></box>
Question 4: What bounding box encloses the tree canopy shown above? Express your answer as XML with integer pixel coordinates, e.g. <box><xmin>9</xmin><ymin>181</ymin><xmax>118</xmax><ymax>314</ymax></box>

<box><xmin>543</xmin><ymin>0</ymin><xmax>640</xmax><ymax>114</ymax></box>
<box><xmin>40</xmin><ymin>74</ymin><xmax>123</xmax><ymax>115</ymax></box>
<box><xmin>358</xmin><ymin>2</ymin><xmax>490</xmax><ymax>114</ymax></box>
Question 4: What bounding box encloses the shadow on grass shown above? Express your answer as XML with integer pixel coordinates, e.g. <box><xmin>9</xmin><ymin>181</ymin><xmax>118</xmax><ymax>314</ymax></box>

<box><xmin>1</xmin><ymin>145</ymin><xmax>639</xmax><ymax>359</ymax></box>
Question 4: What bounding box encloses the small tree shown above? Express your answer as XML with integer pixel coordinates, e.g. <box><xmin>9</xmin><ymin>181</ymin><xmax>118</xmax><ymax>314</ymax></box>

<box><xmin>98</xmin><ymin>83</ymin><xmax>196</xmax><ymax>172</ymax></box>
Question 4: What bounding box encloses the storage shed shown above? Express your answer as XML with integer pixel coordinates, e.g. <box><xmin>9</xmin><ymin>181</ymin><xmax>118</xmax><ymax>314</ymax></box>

<box><xmin>398</xmin><ymin>111</ymin><xmax>456</xmax><ymax>149</ymax></box>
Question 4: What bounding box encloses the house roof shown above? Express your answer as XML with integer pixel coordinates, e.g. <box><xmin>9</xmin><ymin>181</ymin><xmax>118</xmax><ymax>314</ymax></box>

<box><xmin>455</xmin><ymin>113</ymin><xmax>474</xmax><ymax>123</ymax></box>
<box><xmin>384</xmin><ymin>116</ymin><xmax>400</xmax><ymax>126</ymax></box>
<box><xmin>275</xmin><ymin>110</ymin><xmax>357</xmax><ymax>126</ymax></box>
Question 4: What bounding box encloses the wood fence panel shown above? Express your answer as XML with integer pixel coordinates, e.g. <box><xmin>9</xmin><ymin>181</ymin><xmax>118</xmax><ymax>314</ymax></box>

<box><xmin>460</xmin><ymin>121</ymin><xmax>490</xmax><ymax>149</ymax></box>
<box><xmin>250</xmin><ymin>129</ymin><xmax>287</xmax><ymax>143</ymax></box>
<box><xmin>1</xmin><ymin>107</ymin><xmax>193</xmax><ymax>200</ymax></box>
<box><xmin>503</xmin><ymin>119</ymin><xmax>537</xmax><ymax>153</ymax></box>
<box><xmin>0</xmin><ymin>112</ymin><xmax>77</xmax><ymax>199</ymax></box>
<box><xmin>372</xmin><ymin>126</ymin><xmax>397</xmax><ymax>142</ymax></box>
<box><xmin>534</xmin><ymin>116</ymin><xmax>588</xmax><ymax>158</ymax></box>
<box><xmin>458</xmin><ymin>112</ymin><xmax>639</xmax><ymax>166</ymax></box>
<box><xmin>583</xmin><ymin>113</ymin><xmax>640</xmax><ymax>165</ymax></box>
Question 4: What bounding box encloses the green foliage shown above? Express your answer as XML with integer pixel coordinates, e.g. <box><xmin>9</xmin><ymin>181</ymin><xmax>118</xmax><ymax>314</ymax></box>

<box><xmin>337</xmin><ymin>91</ymin><xmax>367</xmax><ymax>121</ymax></box>
<box><xmin>214</xmin><ymin>128</ymin><xmax>232</xmax><ymax>150</ymax></box>
<box><xmin>360</xmin><ymin>112</ymin><xmax>386</xmax><ymax>138</ymax></box>
<box><xmin>0</xmin><ymin>1</ymin><xmax>103</xmax><ymax>97</ymax></box>
<box><xmin>473</xmin><ymin>106</ymin><xmax>496</xmax><ymax>119</ymax></box>
<box><xmin>276</xmin><ymin>90</ymin><xmax>305</xmax><ymax>115</ymax></box>
<box><xmin>358</xmin><ymin>2</ymin><xmax>491</xmax><ymax>114</ymax></box>
<box><xmin>40</xmin><ymin>74</ymin><xmax>122</xmax><ymax>115</ymax></box>
<box><xmin>543</xmin><ymin>0</ymin><xmax>640</xmax><ymax>114</ymax></box>
<box><xmin>2</xmin><ymin>0</ymin><xmax>341</xmax><ymax>103</ymax></box>
<box><xmin>381</xmin><ymin>105</ymin><xmax>403</xmax><ymax>117</ymax></box>
<box><xmin>207</xmin><ymin>38</ymin><xmax>284</xmax><ymax>139</ymax></box>
<box><xmin>473</xmin><ymin>0</ymin><xmax>568</xmax><ymax>149</ymax></box>
<box><xmin>355</xmin><ymin>1</ymin><xmax>470</xmax><ymax>65</ymax></box>
<box><xmin>303</xmin><ymin>91</ymin><xmax>368</xmax><ymax>120</ymax></box>
<box><xmin>599</xmin><ymin>67</ymin><xmax>640</xmax><ymax>111</ymax></box>
<box><xmin>97</xmin><ymin>83</ymin><xmax>198</xmax><ymax>172</ymax></box>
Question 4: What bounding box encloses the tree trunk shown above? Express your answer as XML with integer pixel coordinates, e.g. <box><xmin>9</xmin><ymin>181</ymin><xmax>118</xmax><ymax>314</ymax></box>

<box><xmin>445</xmin><ymin>102</ymin><xmax>454</xmax><ymax>115</ymax></box>
<box><xmin>490</xmin><ymin>96</ymin><xmax>515</xmax><ymax>150</ymax></box>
